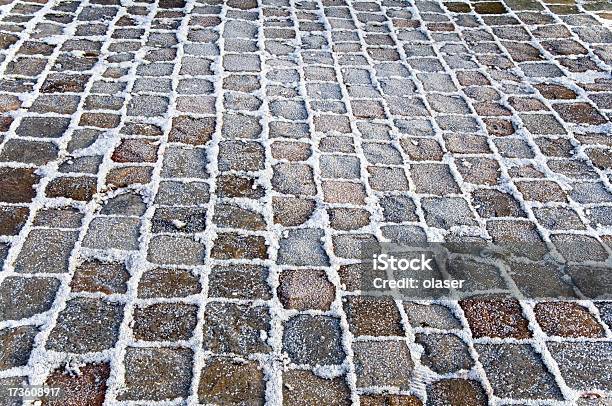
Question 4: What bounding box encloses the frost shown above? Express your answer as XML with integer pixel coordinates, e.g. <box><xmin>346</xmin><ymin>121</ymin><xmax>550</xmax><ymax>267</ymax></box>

<box><xmin>171</xmin><ymin>219</ymin><xmax>187</xmax><ymax>229</ymax></box>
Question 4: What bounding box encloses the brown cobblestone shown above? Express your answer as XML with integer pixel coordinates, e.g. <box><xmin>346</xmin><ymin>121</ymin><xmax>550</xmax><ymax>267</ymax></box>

<box><xmin>42</xmin><ymin>363</ymin><xmax>110</xmax><ymax>406</ymax></box>
<box><xmin>0</xmin><ymin>206</ymin><xmax>29</xmax><ymax>236</ymax></box>
<box><xmin>198</xmin><ymin>358</ymin><xmax>265</xmax><ymax>405</ymax></box>
<box><xmin>0</xmin><ymin>167</ymin><xmax>40</xmax><ymax>203</ymax></box>
<box><xmin>283</xmin><ymin>370</ymin><xmax>351</xmax><ymax>406</ymax></box>
<box><xmin>427</xmin><ymin>379</ymin><xmax>487</xmax><ymax>406</ymax></box>
<box><xmin>106</xmin><ymin>166</ymin><xmax>152</xmax><ymax>188</ymax></box>
<box><xmin>344</xmin><ymin>296</ymin><xmax>404</xmax><ymax>337</ymax></box>
<box><xmin>535</xmin><ymin>302</ymin><xmax>605</xmax><ymax>338</ymax></box>
<box><xmin>46</xmin><ymin>176</ymin><xmax>97</xmax><ymax>201</ymax></box>
<box><xmin>278</xmin><ymin>269</ymin><xmax>335</xmax><ymax>311</ymax></box>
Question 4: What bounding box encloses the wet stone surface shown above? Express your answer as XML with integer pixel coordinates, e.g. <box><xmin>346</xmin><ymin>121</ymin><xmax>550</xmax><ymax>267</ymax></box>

<box><xmin>0</xmin><ymin>0</ymin><xmax>610</xmax><ymax>404</ymax></box>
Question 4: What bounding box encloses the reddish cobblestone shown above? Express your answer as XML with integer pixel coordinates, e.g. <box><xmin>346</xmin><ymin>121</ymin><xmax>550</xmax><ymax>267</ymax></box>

<box><xmin>460</xmin><ymin>295</ymin><xmax>532</xmax><ymax>339</ymax></box>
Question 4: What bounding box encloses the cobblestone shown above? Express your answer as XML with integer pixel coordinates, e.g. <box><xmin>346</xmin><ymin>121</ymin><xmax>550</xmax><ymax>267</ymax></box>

<box><xmin>476</xmin><ymin>343</ymin><xmax>563</xmax><ymax>400</ymax></box>
<box><xmin>278</xmin><ymin>269</ymin><xmax>335</xmax><ymax>310</ymax></box>
<box><xmin>0</xmin><ymin>0</ymin><xmax>610</xmax><ymax>404</ymax></box>
<box><xmin>283</xmin><ymin>369</ymin><xmax>351</xmax><ymax>405</ymax></box>
<box><xmin>426</xmin><ymin>379</ymin><xmax>487</xmax><ymax>406</ymax></box>
<box><xmin>282</xmin><ymin>314</ymin><xmax>345</xmax><ymax>365</ymax></box>
<box><xmin>198</xmin><ymin>357</ymin><xmax>265</xmax><ymax>405</ymax></box>
<box><xmin>119</xmin><ymin>347</ymin><xmax>192</xmax><ymax>401</ymax></box>
<box><xmin>415</xmin><ymin>332</ymin><xmax>474</xmax><ymax>374</ymax></box>
<box><xmin>43</xmin><ymin>363</ymin><xmax>110</xmax><ymax>406</ymax></box>
<box><xmin>0</xmin><ymin>326</ymin><xmax>38</xmax><ymax>371</ymax></box>
<box><xmin>353</xmin><ymin>340</ymin><xmax>414</xmax><ymax>389</ymax></box>
<box><xmin>0</xmin><ymin>276</ymin><xmax>59</xmax><ymax>321</ymax></box>
<box><xmin>47</xmin><ymin>297</ymin><xmax>123</xmax><ymax>353</ymax></box>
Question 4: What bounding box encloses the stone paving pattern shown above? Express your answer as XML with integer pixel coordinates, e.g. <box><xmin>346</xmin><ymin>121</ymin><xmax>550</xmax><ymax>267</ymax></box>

<box><xmin>0</xmin><ymin>0</ymin><xmax>611</xmax><ymax>405</ymax></box>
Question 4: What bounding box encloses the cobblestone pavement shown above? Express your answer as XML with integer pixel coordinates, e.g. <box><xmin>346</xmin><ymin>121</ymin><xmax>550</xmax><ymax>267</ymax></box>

<box><xmin>0</xmin><ymin>0</ymin><xmax>611</xmax><ymax>405</ymax></box>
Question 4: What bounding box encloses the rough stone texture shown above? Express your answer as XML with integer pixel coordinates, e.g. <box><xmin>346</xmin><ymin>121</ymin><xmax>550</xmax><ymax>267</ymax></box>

<box><xmin>119</xmin><ymin>347</ymin><xmax>192</xmax><ymax>401</ymax></box>
<box><xmin>111</xmin><ymin>139</ymin><xmax>159</xmax><ymax>163</ymax></box>
<box><xmin>34</xmin><ymin>207</ymin><xmax>83</xmax><ymax>228</ymax></box>
<box><xmin>283</xmin><ymin>370</ymin><xmax>351</xmax><ymax>406</ymax></box>
<box><xmin>426</xmin><ymin>379</ymin><xmax>487</xmax><ymax>406</ymax></box>
<box><xmin>208</xmin><ymin>264</ymin><xmax>270</xmax><ymax>300</ymax></box>
<box><xmin>82</xmin><ymin>217</ymin><xmax>140</xmax><ymax>250</ymax></box>
<box><xmin>202</xmin><ymin>302</ymin><xmax>271</xmax><ymax>356</ymax></box>
<box><xmin>0</xmin><ymin>326</ymin><xmax>37</xmax><ymax>371</ymax></box>
<box><xmin>45</xmin><ymin>176</ymin><xmax>97</xmax><ymax>201</ymax></box>
<box><xmin>132</xmin><ymin>303</ymin><xmax>198</xmax><ymax>341</ymax></box>
<box><xmin>14</xmin><ymin>229</ymin><xmax>78</xmax><ymax>274</ymax></box>
<box><xmin>147</xmin><ymin>235</ymin><xmax>206</xmax><ymax>265</ymax></box>
<box><xmin>404</xmin><ymin>303</ymin><xmax>462</xmax><ymax>330</ymax></box>
<box><xmin>0</xmin><ymin>167</ymin><xmax>40</xmax><ymax>203</ymax></box>
<box><xmin>42</xmin><ymin>363</ymin><xmax>110</xmax><ymax>406</ymax></box>
<box><xmin>0</xmin><ymin>276</ymin><xmax>60</xmax><ymax>321</ymax></box>
<box><xmin>272</xmin><ymin>162</ymin><xmax>317</xmax><ymax>196</ymax></box>
<box><xmin>272</xmin><ymin>196</ymin><xmax>316</xmax><ymax>226</ymax></box>
<box><xmin>198</xmin><ymin>358</ymin><xmax>265</xmax><ymax>405</ymax></box>
<box><xmin>153</xmin><ymin>206</ymin><xmax>208</xmax><ymax>233</ymax></box>
<box><xmin>422</xmin><ymin>197</ymin><xmax>477</xmax><ymax>228</ymax></box>
<box><xmin>460</xmin><ymin>295</ymin><xmax>532</xmax><ymax>339</ymax></box>
<box><xmin>71</xmin><ymin>260</ymin><xmax>129</xmax><ymax>295</ymax></box>
<box><xmin>410</xmin><ymin>164</ymin><xmax>461</xmax><ymax>195</ymax></box>
<box><xmin>476</xmin><ymin>343</ymin><xmax>563</xmax><ymax>400</ymax></box>
<box><xmin>278</xmin><ymin>269</ymin><xmax>335</xmax><ymax>311</ymax></box>
<box><xmin>211</xmin><ymin>232</ymin><xmax>268</xmax><ymax>260</ymax></box>
<box><xmin>344</xmin><ymin>296</ymin><xmax>404</xmax><ymax>337</ymax></box>
<box><xmin>322</xmin><ymin>180</ymin><xmax>367</xmax><ymax>204</ymax></box>
<box><xmin>415</xmin><ymin>333</ymin><xmax>474</xmax><ymax>374</ymax></box>
<box><xmin>353</xmin><ymin>340</ymin><xmax>414</xmax><ymax>389</ymax></box>
<box><xmin>547</xmin><ymin>342</ymin><xmax>612</xmax><ymax>392</ymax></box>
<box><xmin>278</xmin><ymin>228</ymin><xmax>329</xmax><ymax>266</ymax></box>
<box><xmin>361</xmin><ymin>394</ymin><xmax>422</xmax><ymax>406</ymax></box>
<box><xmin>283</xmin><ymin>314</ymin><xmax>345</xmax><ymax>366</ymax></box>
<box><xmin>46</xmin><ymin>298</ymin><xmax>123</xmax><ymax>354</ymax></box>
<box><xmin>137</xmin><ymin>268</ymin><xmax>201</xmax><ymax>298</ymax></box>
<box><xmin>0</xmin><ymin>139</ymin><xmax>58</xmax><ymax>165</ymax></box>
<box><xmin>169</xmin><ymin>116</ymin><xmax>215</xmax><ymax>145</ymax></box>
<box><xmin>534</xmin><ymin>302</ymin><xmax>605</xmax><ymax>338</ymax></box>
